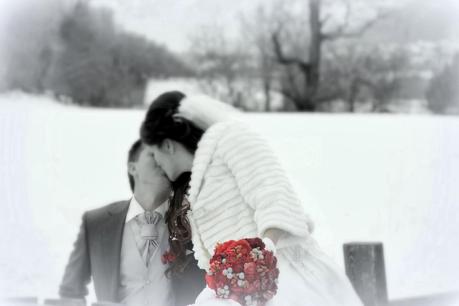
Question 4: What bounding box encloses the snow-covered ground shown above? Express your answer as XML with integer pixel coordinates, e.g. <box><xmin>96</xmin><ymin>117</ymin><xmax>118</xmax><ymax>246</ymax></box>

<box><xmin>1</xmin><ymin>92</ymin><xmax>458</xmax><ymax>302</ymax></box>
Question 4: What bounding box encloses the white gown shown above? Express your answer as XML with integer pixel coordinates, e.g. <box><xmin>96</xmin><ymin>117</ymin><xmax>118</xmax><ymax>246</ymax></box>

<box><xmin>189</xmin><ymin>238</ymin><xmax>362</xmax><ymax>306</ymax></box>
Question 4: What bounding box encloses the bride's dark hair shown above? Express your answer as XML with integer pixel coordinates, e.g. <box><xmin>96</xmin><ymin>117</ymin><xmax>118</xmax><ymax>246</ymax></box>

<box><xmin>140</xmin><ymin>90</ymin><xmax>204</xmax><ymax>277</ymax></box>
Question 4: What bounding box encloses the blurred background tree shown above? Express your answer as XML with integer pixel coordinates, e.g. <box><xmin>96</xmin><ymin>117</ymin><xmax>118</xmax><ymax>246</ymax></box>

<box><xmin>320</xmin><ymin>44</ymin><xmax>413</xmax><ymax>112</ymax></box>
<box><xmin>240</xmin><ymin>7</ymin><xmax>280</xmax><ymax>112</ymax></box>
<box><xmin>186</xmin><ymin>25</ymin><xmax>264</xmax><ymax>110</ymax></box>
<box><xmin>266</xmin><ymin>0</ymin><xmax>395</xmax><ymax>111</ymax></box>
<box><xmin>0</xmin><ymin>0</ymin><xmax>63</xmax><ymax>93</ymax></box>
<box><xmin>2</xmin><ymin>1</ymin><xmax>191</xmax><ymax>107</ymax></box>
<box><xmin>427</xmin><ymin>53</ymin><xmax>459</xmax><ymax>114</ymax></box>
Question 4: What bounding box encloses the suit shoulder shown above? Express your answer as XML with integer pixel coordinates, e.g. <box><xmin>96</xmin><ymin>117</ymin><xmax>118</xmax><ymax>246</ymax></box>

<box><xmin>84</xmin><ymin>200</ymin><xmax>129</xmax><ymax>222</ymax></box>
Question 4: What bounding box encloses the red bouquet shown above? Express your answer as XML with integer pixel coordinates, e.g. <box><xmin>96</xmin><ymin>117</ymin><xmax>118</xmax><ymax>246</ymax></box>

<box><xmin>205</xmin><ymin>238</ymin><xmax>279</xmax><ymax>306</ymax></box>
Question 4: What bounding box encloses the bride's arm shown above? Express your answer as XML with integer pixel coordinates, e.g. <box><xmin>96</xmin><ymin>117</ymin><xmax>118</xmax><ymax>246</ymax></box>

<box><xmin>217</xmin><ymin>122</ymin><xmax>313</xmax><ymax>244</ymax></box>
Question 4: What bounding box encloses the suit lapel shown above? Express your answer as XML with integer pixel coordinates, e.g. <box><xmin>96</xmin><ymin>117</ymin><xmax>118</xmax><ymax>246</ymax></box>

<box><xmin>98</xmin><ymin>201</ymin><xmax>129</xmax><ymax>301</ymax></box>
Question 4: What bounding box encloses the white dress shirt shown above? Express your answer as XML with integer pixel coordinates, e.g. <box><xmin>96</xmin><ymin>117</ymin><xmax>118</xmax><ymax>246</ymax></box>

<box><xmin>125</xmin><ymin>196</ymin><xmax>168</xmax><ymax>223</ymax></box>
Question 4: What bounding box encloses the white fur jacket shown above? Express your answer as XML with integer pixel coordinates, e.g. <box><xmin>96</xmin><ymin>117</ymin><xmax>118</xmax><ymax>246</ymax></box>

<box><xmin>186</xmin><ymin>120</ymin><xmax>314</xmax><ymax>270</ymax></box>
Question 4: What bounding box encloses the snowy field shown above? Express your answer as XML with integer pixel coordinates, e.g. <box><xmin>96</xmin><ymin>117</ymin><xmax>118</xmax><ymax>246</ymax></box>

<box><xmin>0</xmin><ymin>92</ymin><xmax>458</xmax><ymax>302</ymax></box>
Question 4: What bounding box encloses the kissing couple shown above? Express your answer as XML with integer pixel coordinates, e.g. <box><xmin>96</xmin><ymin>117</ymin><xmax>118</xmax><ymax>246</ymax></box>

<box><xmin>60</xmin><ymin>91</ymin><xmax>363</xmax><ymax>306</ymax></box>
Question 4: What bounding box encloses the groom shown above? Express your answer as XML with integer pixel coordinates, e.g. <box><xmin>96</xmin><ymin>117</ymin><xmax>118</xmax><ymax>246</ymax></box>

<box><xmin>59</xmin><ymin>140</ymin><xmax>205</xmax><ymax>306</ymax></box>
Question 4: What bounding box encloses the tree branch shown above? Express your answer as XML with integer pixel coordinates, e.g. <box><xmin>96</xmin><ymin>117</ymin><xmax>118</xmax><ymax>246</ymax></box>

<box><xmin>271</xmin><ymin>30</ymin><xmax>311</xmax><ymax>74</ymax></box>
<box><xmin>320</xmin><ymin>12</ymin><xmax>332</xmax><ymax>28</ymax></box>
<box><xmin>322</xmin><ymin>0</ymin><xmax>352</xmax><ymax>40</ymax></box>
<box><xmin>322</xmin><ymin>8</ymin><xmax>390</xmax><ymax>41</ymax></box>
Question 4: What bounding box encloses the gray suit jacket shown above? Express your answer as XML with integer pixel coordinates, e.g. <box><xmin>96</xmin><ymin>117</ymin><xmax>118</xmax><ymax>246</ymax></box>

<box><xmin>59</xmin><ymin>201</ymin><xmax>205</xmax><ymax>305</ymax></box>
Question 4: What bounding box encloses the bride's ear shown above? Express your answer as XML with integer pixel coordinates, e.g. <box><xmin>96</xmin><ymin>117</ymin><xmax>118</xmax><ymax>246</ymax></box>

<box><xmin>162</xmin><ymin>139</ymin><xmax>175</xmax><ymax>155</ymax></box>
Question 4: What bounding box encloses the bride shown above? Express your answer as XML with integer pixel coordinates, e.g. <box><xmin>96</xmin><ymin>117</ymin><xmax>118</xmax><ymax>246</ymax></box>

<box><xmin>140</xmin><ymin>91</ymin><xmax>362</xmax><ymax>306</ymax></box>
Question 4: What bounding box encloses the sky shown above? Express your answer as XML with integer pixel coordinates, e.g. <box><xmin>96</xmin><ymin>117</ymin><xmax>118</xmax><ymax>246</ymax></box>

<box><xmin>88</xmin><ymin>0</ymin><xmax>459</xmax><ymax>52</ymax></box>
<box><xmin>90</xmin><ymin>0</ymin><xmax>268</xmax><ymax>52</ymax></box>
<box><xmin>0</xmin><ymin>0</ymin><xmax>458</xmax><ymax>55</ymax></box>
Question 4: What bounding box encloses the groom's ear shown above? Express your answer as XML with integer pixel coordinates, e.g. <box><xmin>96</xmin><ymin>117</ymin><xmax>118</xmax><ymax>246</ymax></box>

<box><xmin>127</xmin><ymin>161</ymin><xmax>137</xmax><ymax>176</ymax></box>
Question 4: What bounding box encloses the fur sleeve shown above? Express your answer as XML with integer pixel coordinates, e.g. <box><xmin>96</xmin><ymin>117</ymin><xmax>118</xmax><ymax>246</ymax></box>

<box><xmin>216</xmin><ymin>122</ymin><xmax>313</xmax><ymax>239</ymax></box>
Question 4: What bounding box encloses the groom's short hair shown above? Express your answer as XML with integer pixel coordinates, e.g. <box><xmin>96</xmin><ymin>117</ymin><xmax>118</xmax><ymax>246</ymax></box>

<box><xmin>127</xmin><ymin>139</ymin><xmax>144</xmax><ymax>192</ymax></box>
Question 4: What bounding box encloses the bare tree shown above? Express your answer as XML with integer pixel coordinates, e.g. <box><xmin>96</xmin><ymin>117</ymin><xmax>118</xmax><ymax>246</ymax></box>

<box><xmin>320</xmin><ymin>43</ymin><xmax>410</xmax><ymax>112</ymax></box>
<box><xmin>188</xmin><ymin>25</ymin><xmax>255</xmax><ymax>109</ymax></box>
<box><xmin>271</xmin><ymin>0</ymin><xmax>392</xmax><ymax>111</ymax></box>
<box><xmin>240</xmin><ymin>7</ymin><xmax>279</xmax><ymax>111</ymax></box>
<box><xmin>427</xmin><ymin>52</ymin><xmax>459</xmax><ymax>114</ymax></box>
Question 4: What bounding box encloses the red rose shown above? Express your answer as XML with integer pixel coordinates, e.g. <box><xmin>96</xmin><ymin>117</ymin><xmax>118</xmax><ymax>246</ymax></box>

<box><xmin>240</xmin><ymin>239</ymin><xmax>253</xmax><ymax>248</ymax></box>
<box><xmin>263</xmin><ymin>251</ymin><xmax>275</xmax><ymax>266</ymax></box>
<box><xmin>246</xmin><ymin>238</ymin><xmax>265</xmax><ymax>249</ymax></box>
<box><xmin>232</xmin><ymin>263</ymin><xmax>244</xmax><ymax>273</ymax></box>
<box><xmin>205</xmin><ymin>274</ymin><xmax>217</xmax><ymax>290</ymax></box>
<box><xmin>232</xmin><ymin>240</ymin><xmax>252</xmax><ymax>255</ymax></box>
<box><xmin>244</xmin><ymin>262</ymin><xmax>258</xmax><ymax>282</ymax></box>
<box><xmin>161</xmin><ymin>250</ymin><xmax>176</xmax><ymax>264</ymax></box>
<box><xmin>245</xmin><ymin>279</ymin><xmax>261</xmax><ymax>294</ymax></box>
<box><xmin>216</xmin><ymin>278</ymin><xmax>226</xmax><ymax>288</ymax></box>
<box><xmin>215</xmin><ymin>240</ymin><xmax>236</xmax><ymax>254</ymax></box>
<box><xmin>231</xmin><ymin>285</ymin><xmax>245</xmax><ymax>294</ymax></box>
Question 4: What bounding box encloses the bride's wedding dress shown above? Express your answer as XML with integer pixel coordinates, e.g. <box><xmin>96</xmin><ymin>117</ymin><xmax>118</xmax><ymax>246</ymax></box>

<box><xmin>184</xmin><ymin>121</ymin><xmax>362</xmax><ymax>306</ymax></box>
<box><xmin>192</xmin><ymin>242</ymin><xmax>362</xmax><ymax>306</ymax></box>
